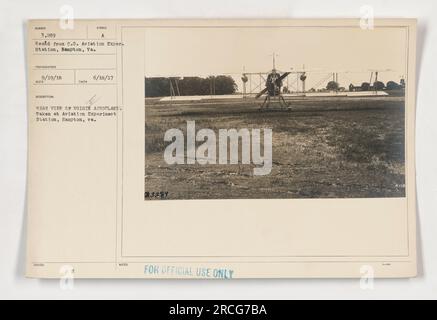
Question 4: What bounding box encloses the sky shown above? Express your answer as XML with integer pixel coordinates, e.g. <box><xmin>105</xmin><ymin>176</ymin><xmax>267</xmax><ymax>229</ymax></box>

<box><xmin>144</xmin><ymin>26</ymin><xmax>408</xmax><ymax>91</ymax></box>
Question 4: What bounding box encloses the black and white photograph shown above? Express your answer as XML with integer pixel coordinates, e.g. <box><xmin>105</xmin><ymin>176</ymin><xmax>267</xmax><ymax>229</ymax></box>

<box><xmin>144</xmin><ymin>26</ymin><xmax>407</xmax><ymax>199</ymax></box>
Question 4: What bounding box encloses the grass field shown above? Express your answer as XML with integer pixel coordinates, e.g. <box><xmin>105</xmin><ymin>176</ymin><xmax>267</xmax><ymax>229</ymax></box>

<box><xmin>145</xmin><ymin>96</ymin><xmax>405</xmax><ymax>199</ymax></box>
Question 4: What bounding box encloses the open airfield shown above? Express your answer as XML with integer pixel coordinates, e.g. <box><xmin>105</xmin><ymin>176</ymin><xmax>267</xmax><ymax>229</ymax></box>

<box><xmin>145</xmin><ymin>95</ymin><xmax>406</xmax><ymax>199</ymax></box>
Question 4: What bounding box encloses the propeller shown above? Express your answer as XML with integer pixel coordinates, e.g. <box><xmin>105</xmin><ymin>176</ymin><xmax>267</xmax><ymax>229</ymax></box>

<box><xmin>255</xmin><ymin>72</ymin><xmax>290</xmax><ymax>99</ymax></box>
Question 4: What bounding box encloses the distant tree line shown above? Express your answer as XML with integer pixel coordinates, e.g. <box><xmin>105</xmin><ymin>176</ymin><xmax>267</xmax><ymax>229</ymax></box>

<box><xmin>347</xmin><ymin>79</ymin><xmax>405</xmax><ymax>92</ymax></box>
<box><xmin>145</xmin><ymin>76</ymin><xmax>237</xmax><ymax>97</ymax></box>
<box><xmin>306</xmin><ymin>79</ymin><xmax>405</xmax><ymax>93</ymax></box>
